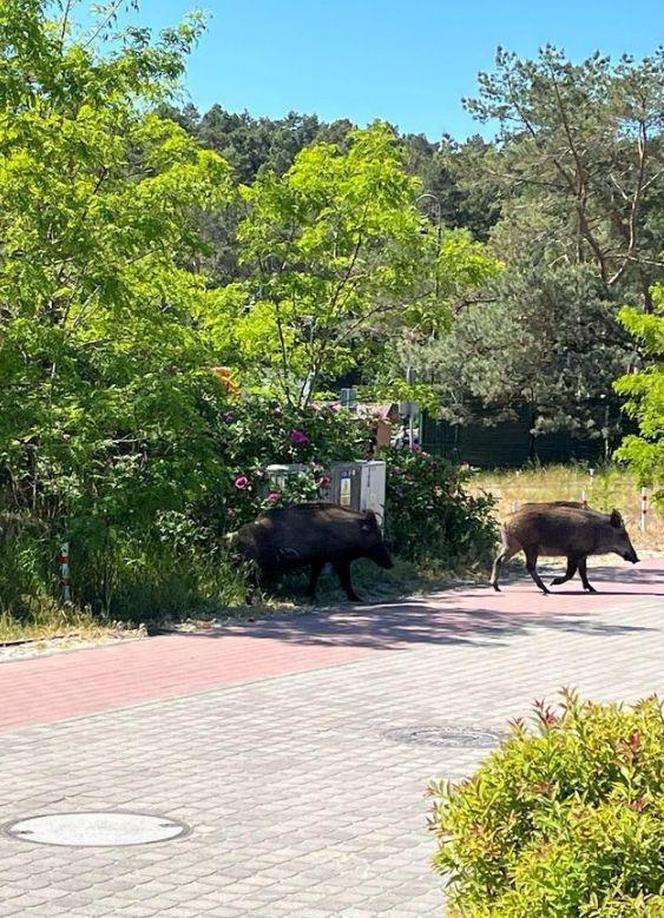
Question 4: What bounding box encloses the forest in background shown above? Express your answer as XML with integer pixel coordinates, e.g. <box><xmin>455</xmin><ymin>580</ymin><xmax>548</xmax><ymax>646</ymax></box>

<box><xmin>162</xmin><ymin>46</ymin><xmax>664</xmax><ymax>445</ymax></box>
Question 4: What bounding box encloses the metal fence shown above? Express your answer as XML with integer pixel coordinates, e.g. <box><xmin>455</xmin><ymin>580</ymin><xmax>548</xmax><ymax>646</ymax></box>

<box><xmin>420</xmin><ymin>404</ymin><xmax>637</xmax><ymax>468</ymax></box>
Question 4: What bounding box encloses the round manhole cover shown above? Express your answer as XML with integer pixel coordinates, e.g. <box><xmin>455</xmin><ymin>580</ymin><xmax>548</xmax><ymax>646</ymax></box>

<box><xmin>3</xmin><ymin>812</ymin><xmax>189</xmax><ymax>847</ymax></box>
<box><xmin>383</xmin><ymin>725</ymin><xmax>503</xmax><ymax>748</ymax></box>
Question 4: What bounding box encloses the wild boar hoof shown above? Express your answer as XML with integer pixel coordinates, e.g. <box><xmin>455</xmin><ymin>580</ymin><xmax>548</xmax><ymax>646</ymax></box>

<box><xmin>491</xmin><ymin>583</ymin><xmax>500</xmax><ymax>592</ymax></box>
<box><xmin>584</xmin><ymin>586</ymin><xmax>598</xmax><ymax>594</ymax></box>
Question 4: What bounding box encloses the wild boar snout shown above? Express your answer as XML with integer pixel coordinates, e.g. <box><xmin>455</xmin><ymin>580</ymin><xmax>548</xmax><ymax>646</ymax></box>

<box><xmin>371</xmin><ymin>543</ymin><xmax>394</xmax><ymax>569</ymax></box>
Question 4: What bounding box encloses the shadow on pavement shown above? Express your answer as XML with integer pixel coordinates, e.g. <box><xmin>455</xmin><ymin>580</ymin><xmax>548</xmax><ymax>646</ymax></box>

<box><xmin>174</xmin><ymin>559</ymin><xmax>662</xmax><ymax>652</ymax></box>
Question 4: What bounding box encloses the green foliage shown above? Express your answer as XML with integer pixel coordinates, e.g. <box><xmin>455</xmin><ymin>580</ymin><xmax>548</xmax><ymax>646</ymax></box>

<box><xmin>170</xmin><ymin>104</ymin><xmax>343</xmax><ymax>183</ymax></box>
<box><xmin>405</xmin><ymin>134</ymin><xmax>503</xmax><ymax>241</ymax></box>
<box><xmin>0</xmin><ymin>389</ymin><xmax>367</xmax><ymax>617</ymax></box>
<box><xmin>0</xmin><ymin>0</ymin><xmax>236</xmax><ymax>533</ymax></box>
<box><xmin>223</xmin><ymin>122</ymin><xmax>429</xmax><ymax>404</ymax></box>
<box><xmin>211</xmin><ymin>123</ymin><xmax>500</xmax><ymax>407</ymax></box>
<box><xmin>380</xmin><ymin>447</ymin><xmax>498</xmax><ymax>566</ymax></box>
<box><xmin>614</xmin><ymin>284</ymin><xmax>664</xmax><ymax>508</ymax></box>
<box><xmin>0</xmin><ymin>1</ymin><xmax>240</xmax><ymax>620</ymax></box>
<box><xmin>164</xmin><ymin>106</ymin><xmax>501</xmax><ymax>286</ymax></box>
<box><xmin>414</xmin><ymin>264</ymin><xmax>632</xmax><ymax>438</ymax></box>
<box><xmin>0</xmin><ymin>3</ymin><xmax>498</xmax><ymax>625</ymax></box>
<box><xmin>418</xmin><ymin>44</ymin><xmax>664</xmax><ymax>440</ymax></box>
<box><xmin>466</xmin><ymin>45</ymin><xmax>664</xmax><ymax>307</ymax></box>
<box><xmin>213</xmin><ymin>396</ymin><xmax>367</xmax><ymax>529</ymax></box>
<box><xmin>65</xmin><ymin>526</ymin><xmax>249</xmax><ymax>624</ymax></box>
<box><xmin>430</xmin><ymin>691</ymin><xmax>664</xmax><ymax>917</ymax></box>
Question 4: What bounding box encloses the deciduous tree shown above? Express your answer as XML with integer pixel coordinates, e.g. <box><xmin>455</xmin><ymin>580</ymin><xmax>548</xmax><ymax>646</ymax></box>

<box><xmin>614</xmin><ymin>285</ymin><xmax>664</xmax><ymax>504</ymax></box>
<box><xmin>213</xmin><ymin>122</ymin><xmax>500</xmax><ymax>407</ymax></box>
<box><xmin>0</xmin><ymin>0</ymin><xmax>235</xmax><ymax>533</ymax></box>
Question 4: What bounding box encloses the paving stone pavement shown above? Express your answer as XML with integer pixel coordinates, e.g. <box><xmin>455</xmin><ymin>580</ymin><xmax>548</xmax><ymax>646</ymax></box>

<box><xmin>0</xmin><ymin>558</ymin><xmax>662</xmax><ymax>917</ymax></box>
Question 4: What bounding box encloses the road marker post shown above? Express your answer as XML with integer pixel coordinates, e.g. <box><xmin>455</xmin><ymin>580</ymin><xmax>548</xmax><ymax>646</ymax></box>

<box><xmin>640</xmin><ymin>487</ymin><xmax>648</xmax><ymax>532</ymax></box>
<box><xmin>59</xmin><ymin>541</ymin><xmax>71</xmax><ymax>604</ymax></box>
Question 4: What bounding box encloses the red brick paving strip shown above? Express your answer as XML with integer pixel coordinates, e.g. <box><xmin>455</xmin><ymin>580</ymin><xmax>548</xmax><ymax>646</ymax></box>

<box><xmin>1</xmin><ymin>557</ymin><xmax>662</xmax><ymax>732</ymax></box>
<box><xmin>0</xmin><ymin>635</ymin><xmax>372</xmax><ymax>731</ymax></box>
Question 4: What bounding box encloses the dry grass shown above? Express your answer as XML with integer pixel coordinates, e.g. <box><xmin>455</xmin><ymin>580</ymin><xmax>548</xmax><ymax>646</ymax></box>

<box><xmin>468</xmin><ymin>464</ymin><xmax>664</xmax><ymax>552</ymax></box>
<box><xmin>0</xmin><ymin>600</ymin><xmax>134</xmax><ymax>645</ymax></box>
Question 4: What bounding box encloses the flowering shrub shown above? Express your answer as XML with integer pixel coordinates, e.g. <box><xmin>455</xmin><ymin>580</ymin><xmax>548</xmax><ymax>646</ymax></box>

<box><xmin>379</xmin><ymin>447</ymin><xmax>497</xmax><ymax>566</ymax></box>
<box><xmin>289</xmin><ymin>429</ymin><xmax>310</xmax><ymax>446</ymax></box>
<box><xmin>257</xmin><ymin>466</ymin><xmax>326</xmax><ymax>512</ymax></box>
<box><xmin>430</xmin><ymin>690</ymin><xmax>664</xmax><ymax>916</ymax></box>
<box><xmin>214</xmin><ymin>395</ymin><xmax>368</xmax><ymax>529</ymax></box>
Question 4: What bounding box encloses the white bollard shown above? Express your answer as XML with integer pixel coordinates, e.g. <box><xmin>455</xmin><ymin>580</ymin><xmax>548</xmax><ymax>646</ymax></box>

<box><xmin>59</xmin><ymin>541</ymin><xmax>71</xmax><ymax>603</ymax></box>
<box><xmin>640</xmin><ymin>487</ymin><xmax>648</xmax><ymax>532</ymax></box>
<box><xmin>581</xmin><ymin>489</ymin><xmax>588</xmax><ymax>508</ymax></box>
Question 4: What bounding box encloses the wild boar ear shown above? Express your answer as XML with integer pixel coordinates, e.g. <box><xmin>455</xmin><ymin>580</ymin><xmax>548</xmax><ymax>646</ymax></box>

<box><xmin>610</xmin><ymin>509</ymin><xmax>623</xmax><ymax>528</ymax></box>
<box><xmin>361</xmin><ymin>511</ymin><xmax>377</xmax><ymax>533</ymax></box>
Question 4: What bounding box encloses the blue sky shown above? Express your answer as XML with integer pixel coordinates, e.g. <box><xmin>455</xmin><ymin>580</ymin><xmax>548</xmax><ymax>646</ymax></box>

<box><xmin>120</xmin><ymin>0</ymin><xmax>663</xmax><ymax>140</ymax></box>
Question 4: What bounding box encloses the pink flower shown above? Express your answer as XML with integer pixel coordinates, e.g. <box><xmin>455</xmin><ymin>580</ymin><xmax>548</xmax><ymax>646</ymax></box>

<box><xmin>267</xmin><ymin>491</ymin><xmax>281</xmax><ymax>502</ymax></box>
<box><xmin>319</xmin><ymin>475</ymin><xmax>331</xmax><ymax>486</ymax></box>
<box><xmin>290</xmin><ymin>429</ymin><xmax>310</xmax><ymax>446</ymax></box>
<box><xmin>234</xmin><ymin>475</ymin><xmax>249</xmax><ymax>490</ymax></box>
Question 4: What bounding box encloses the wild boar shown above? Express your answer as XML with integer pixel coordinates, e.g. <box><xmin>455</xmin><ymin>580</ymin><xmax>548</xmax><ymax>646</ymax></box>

<box><xmin>490</xmin><ymin>504</ymin><xmax>639</xmax><ymax>594</ymax></box>
<box><xmin>521</xmin><ymin>501</ymin><xmax>588</xmax><ymax>510</ymax></box>
<box><xmin>232</xmin><ymin>502</ymin><xmax>393</xmax><ymax>602</ymax></box>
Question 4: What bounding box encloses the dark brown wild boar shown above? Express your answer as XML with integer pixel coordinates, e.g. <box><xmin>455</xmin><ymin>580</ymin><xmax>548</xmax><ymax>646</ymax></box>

<box><xmin>232</xmin><ymin>502</ymin><xmax>393</xmax><ymax>602</ymax></box>
<box><xmin>490</xmin><ymin>504</ymin><xmax>639</xmax><ymax>594</ymax></box>
<box><xmin>521</xmin><ymin>501</ymin><xmax>588</xmax><ymax>510</ymax></box>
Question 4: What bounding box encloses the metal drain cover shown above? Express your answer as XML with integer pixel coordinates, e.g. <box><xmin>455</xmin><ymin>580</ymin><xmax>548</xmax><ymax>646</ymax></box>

<box><xmin>383</xmin><ymin>725</ymin><xmax>503</xmax><ymax>748</ymax></box>
<box><xmin>3</xmin><ymin>812</ymin><xmax>189</xmax><ymax>847</ymax></box>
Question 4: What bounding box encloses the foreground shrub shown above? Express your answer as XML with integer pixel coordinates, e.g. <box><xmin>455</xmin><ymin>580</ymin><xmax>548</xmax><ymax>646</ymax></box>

<box><xmin>380</xmin><ymin>446</ymin><xmax>498</xmax><ymax>567</ymax></box>
<box><xmin>430</xmin><ymin>690</ymin><xmax>664</xmax><ymax>917</ymax></box>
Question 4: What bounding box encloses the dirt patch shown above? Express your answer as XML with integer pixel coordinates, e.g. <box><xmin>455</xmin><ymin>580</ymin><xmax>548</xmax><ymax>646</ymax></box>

<box><xmin>0</xmin><ymin>627</ymin><xmax>146</xmax><ymax>663</ymax></box>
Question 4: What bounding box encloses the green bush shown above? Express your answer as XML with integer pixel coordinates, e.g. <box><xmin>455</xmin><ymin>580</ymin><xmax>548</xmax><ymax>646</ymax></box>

<box><xmin>430</xmin><ymin>690</ymin><xmax>664</xmax><ymax>917</ymax></box>
<box><xmin>0</xmin><ymin>396</ymin><xmax>367</xmax><ymax>621</ymax></box>
<box><xmin>219</xmin><ymin>396</ymin><xmax>367</xmax><ymax>528</ymax></box>
<box><xmin>380</xmin><ymin>446</ymin><xmax>498</xmax><ymax>567</ymax></box>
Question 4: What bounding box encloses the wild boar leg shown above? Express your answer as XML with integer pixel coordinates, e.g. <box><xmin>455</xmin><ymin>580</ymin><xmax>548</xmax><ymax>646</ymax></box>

<box><xmin>333</xmin><ymin>560</ymin><xmax>361</xmax><ymax>602</ymax></box>
<box><xmin>551</xmin><ymin>556</ymin><xmax>578</xmax><ymax>586</ymax></box>
<box><xmin>578</xmin><ymin>557</ymin><xmax>597</xmax><ymax>593</ymax></box>
<box><xmin>307</xmin><ymin>560</ymin><xmax>325</xmax><ymax>599</ymax></box>
<box><xmin>525</xmin><ymin>549</ymin><xmax>550</xmax><ymax>595</ymax></box>
<box><xmin>490</xmin><ymin>546</ymin><xmax>518</xmax><ymax>591</ymax></box>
